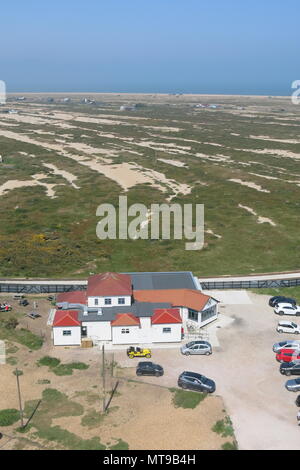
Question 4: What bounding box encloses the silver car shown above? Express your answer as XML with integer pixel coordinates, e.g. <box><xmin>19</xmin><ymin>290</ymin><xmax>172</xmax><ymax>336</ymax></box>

<box><xmin>285</xmin><ymin>378</ymin><xmax>300</xmax><ymax>392</ymax></box>
<box><xmin>181</xmin><ymin>340</ymin><xmax>212</xmax><ymax>356</ymax></box>
<box><xmin>273</xmin><ymin>340</ymin><xmax>300</xmax><ymax>353</ymax></box>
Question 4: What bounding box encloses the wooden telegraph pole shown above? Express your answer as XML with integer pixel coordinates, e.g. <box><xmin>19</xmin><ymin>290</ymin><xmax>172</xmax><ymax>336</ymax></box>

<box><xmin>14</xmin><ymin>369</ymin><xmax>24</xmax><ymax>428</ymax></box>
<box><xmin>102</xmin><ymin>345</ymin><xmax>106</xmax><ymax>412</ymax></box>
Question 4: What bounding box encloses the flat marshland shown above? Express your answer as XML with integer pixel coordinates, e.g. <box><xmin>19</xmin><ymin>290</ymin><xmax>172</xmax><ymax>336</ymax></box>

<box><xmin>0</xmin><ymin>93</ymin><xmax>299</xmax><ymax>277</ymax></box>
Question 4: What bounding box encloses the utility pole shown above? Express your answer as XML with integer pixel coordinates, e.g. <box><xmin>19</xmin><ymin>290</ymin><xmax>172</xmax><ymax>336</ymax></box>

<box><xmin>102</xmin><ymin>345</ymin><xmax>106</xmax><ymax>413</ymax></box>
<box><xmin>14</xmin><ymin>369</ymin><xmax>24</xmax><ymax>428</ymax></box>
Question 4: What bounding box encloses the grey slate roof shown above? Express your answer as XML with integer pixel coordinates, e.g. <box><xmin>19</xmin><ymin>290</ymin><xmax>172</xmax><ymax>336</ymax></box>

<box><xmin>78</xmin><ymin>301</ymin><xmax>172</xmax><ymax>322</ymax></box>
<box><xmin>123</xmin><ymin>271</ymin><xmax>197</xmax><ymax>291</ymax></box>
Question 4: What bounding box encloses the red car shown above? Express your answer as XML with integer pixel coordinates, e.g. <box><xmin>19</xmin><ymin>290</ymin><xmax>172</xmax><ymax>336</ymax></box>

<box><xmin>276</xmin><ymin>349</ymin><xmax>300</xmax><ymax>363</ymax></box>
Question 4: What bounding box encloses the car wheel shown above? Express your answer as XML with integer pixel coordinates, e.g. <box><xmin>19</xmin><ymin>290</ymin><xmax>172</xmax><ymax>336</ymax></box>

<box><xmin>146</xmin><ymin>354</ymin><xmax>151</xmax><ymax>358</ymax></box>
<box><xmin>295</xmin><ymin>331</ymin><xmax>300</xmax><ymax>335</ymax></box>
<box><xmin>279</xmin><ymin>311</ymin><xmax>284</xmax><ymax>316</ymax></box>
<box><xmin>155</xmin><ymin>372</ymin><xmax>160</xmax><ymax>377</ymax></box>
<box><xmin>286</xmin><ymin>371</ymin><xmax>292</xmax><ymax>376</ymax></box>
<box><xmin>136</xmin><ymin>371</ymin><xmax>142</xmax><ymax>376</ymax></box>
<box><xmin>129</xmin><ymin>355</ymin><xmax>134</xmax><ymax>359</ymax></box>
<box><xmin>185</xmin><ymin>352</ymin><xmax>190</xmax><ymax>356</ymax></box>
<box><xmin>205</xmin><ymin>352</ymin><xmax>211</xmax><ymax>356</ymax></box>
<box><xmin>181</xmin><ymin>383</ymin><xmax>188</xmax><ymax>389</ymax></box>
<box><xmin>278</xmin><ymin>330</ymin><xmax>283</xmax><ymax>333</ymax></box>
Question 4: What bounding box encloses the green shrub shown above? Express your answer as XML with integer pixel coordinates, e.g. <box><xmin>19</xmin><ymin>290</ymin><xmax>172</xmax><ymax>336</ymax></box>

<box><xmin>37</xmin><ymin>356</ymin><xmax>61</xmax><ymax>368</ymax></box>
<box><xmin>0</xmin><ymin>408</ymin><xmax>20</xmax><ymax>426</ymax></box>
<box><xmin>212</xmin><ymin>416</ymin><xmax>234</xmax><ymax>438</ymax></box>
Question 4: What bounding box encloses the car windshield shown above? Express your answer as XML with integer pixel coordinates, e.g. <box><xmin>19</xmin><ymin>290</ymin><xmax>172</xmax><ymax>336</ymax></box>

<box><xmin>292</xmin><ymin>323</ymin><xmax>297</xmax><ymax>328</ymax></box>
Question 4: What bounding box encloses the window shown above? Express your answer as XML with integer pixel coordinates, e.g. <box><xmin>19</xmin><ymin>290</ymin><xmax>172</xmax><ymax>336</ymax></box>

<box><xmin>121</xmin><ymin>328</ymin><xmax>130</xmax><ymax>334</ymax></box>
<box><xmin>118</xmin><ymin>298</ymin><xmax>125</xmax><ymax>305</ymax></box>
<box><xmin>63</xmin><ymin>330</ymin><xmax>71</xmax><ymax>336</ymax></box>
<box><xmin>201</xmin><ymin>305</ymin><xmax>217</xmax><ymax>323</ymax></box>
<box><xmin>188</xmin><ymin>309</ymin><xmax>198</xmax><ymax>322</ymax></box>
<box><xmin>94</xmin><ymin>298</ymin><xmax>98</xmax><ymax>306</ymax></box>
<box><xmin>163</xmin><ymin>327</ymin><xmax>171</xmax><ymax>333</ymax></box>
<box><xmin>105</xmin><ymin>298</ymin><xmax>112</xmax><ymax>305</ymax></box>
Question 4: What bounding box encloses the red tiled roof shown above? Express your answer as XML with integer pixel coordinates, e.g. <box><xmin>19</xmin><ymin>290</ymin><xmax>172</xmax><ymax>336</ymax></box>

<box><xmin>56</xmin><ymin>290</ymin><xmax>87</xmax><ymax>305</ymax></box>
<box><xmin>53</xmin><ymin>310</ymin><xmax>81</xmax><ymax>327</ymax></box>
<box><xmin>152</xmin><ymin>308</ymin><xmax>182</xmax><ymax>325</ymax></box>
<box><xmin>111</xmin><ymin>313</ymin><xmax>140</xmax><ymax>327</ymax></box>
<box><xmin>87</xmin><ymin>272</ymin><xmax>132</xmax><ymax>297</ymax></box>
<box><xmin>134</xmin><ymin>289</ymin><xmax>210</xmax><ymax>312</ymax></box>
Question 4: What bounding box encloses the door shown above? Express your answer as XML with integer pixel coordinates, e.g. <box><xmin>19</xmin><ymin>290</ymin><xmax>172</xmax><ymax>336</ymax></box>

<box><xmin>81</xmin><ymin>326</ymin><xmax>87</xmax><ymax>337</ymax></box>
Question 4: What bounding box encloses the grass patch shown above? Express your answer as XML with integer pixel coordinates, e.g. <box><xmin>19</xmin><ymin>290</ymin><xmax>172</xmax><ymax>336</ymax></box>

<box><xmin>212</xmin><ymin>416</ymin><xmax>234</xmax><ymax>438</ymax></box>
<box><xmin>171</xmin><ymin>389</ymin><xmax>207</xmax><ymax>409</ymax></box>
<box><xmin>109</xmin><ymin>439</ymin><xmax>129</xmax><ymax>450</ymax></box>
<box><xmin>37</xmin><ymin>356</ymin><xmax>61</xmax><ymax>368</ymax></box>
<box><xmin>81</xmin><ymin>409</ymin><xmax>103</xmax><ymax>428</ymax></box>
<box><xmin>37</xmin><ymin>358</ymin><xmax>89</xmax><ymax>376</ymax></box>
<box><xmin>6</xmin><ymin>356</ymin><xmax>18</xmax><ymax>365</ymax></box>
<box><xmin>0</xmin><ymin>326</ymin><xmax>43</xmax><ymax>350</ymax></box>
<box><xmin>0</xmin><ymin>408</ymin><xmax>20</xmax><ymax>426</ymax></box>
<box><xmin>251</xmin><ymin>287</ymin><xmax>300</xmax><ymax>299</ymax></box>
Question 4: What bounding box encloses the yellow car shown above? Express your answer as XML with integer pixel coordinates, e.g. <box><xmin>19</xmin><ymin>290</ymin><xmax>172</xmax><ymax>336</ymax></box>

<box><xmin>127</xmin><ymin>346</ymin><xmax>152</xmax><ymax>359</ymax></box>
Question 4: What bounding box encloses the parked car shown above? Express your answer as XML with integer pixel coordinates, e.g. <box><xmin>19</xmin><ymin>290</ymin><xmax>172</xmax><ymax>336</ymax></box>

<box><xmin>127</xmin><ymin>347</ymin><xmax>151</xmax><ymax>359</ymax></box>
<box><xmin>180</xmin><ymin>341</ymin><xmax>212</xmax><ymax>356</ymax></box>
<box><xmin>136</xmin><ymin>362</ymin><xmax>164</xmax><ymax>377</ymax></box>
<box><xmin>276</xmin><ymin>349</ymin><xmax>300</xmax><ymax>363</ymax></box>
<box><xmin>19</xmin><ymin>299</ymin><xmax>29</xmax><ymax>307</ymax></box>
<box><xmin>269</xmin><ymin>296</ymin><xmax>296</xmax><ymax>307</ymax></box>
<box><xmin>12</xmin><ymin>294</ymin><xmax>25</xmax><ymax>300</ymax></box>
<box><xmin>296</xmin><ymin>395</ymin><xmax>300</xmax><ymax>407</ymax></box>
<box><xmin>273</xmin><ymin>340</ymin><xmax>300</xmax><ymax>352</ymax></box>
<box><xmin>274</xmin><ymin>303</ymin><xmax>300</xmax><ymax>316</ymax></box>
<box><xmin>285</xmin><ymin>378</ymin><xmax>300</xmax><ymax>392</ymax></box>
<box><xmin>276</xmin><ymin>322</ymin><xmax>300</xmax><ymax>335</ymax></box>
<box><xmin>178</xmin><ymin>371</ymin><xmax>216</xmax><ymax>393</ymax></box>
<box><xmin>280</xmin><ymin>361</ymin><xmax>300</xmax><ymax>376</ymax></box>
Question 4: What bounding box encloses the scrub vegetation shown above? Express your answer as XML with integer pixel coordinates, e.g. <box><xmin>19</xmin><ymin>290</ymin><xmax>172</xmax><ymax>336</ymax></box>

<box><xmin>0</xmin><ymin>94</ymin><xmax>299</xmax><ymax>278</ymax></box>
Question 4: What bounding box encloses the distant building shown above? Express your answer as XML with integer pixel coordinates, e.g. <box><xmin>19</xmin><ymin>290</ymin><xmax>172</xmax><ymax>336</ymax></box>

<box><xmin>120</xmin><ymin>104</ymin><xmax>136</xmax><ymax>111</ymax></box>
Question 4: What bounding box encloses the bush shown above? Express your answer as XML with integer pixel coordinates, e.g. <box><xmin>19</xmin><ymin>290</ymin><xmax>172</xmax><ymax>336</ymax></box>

<box><xmin>37</xmin><ymin>356</ymin><xmax>61</xmax><ymax>368</ymax></box>
<box><xmin>212</xmin><ymin>416</ymin><xmax>234</xmax><ymax>438</ymax></box>
<box><xmin>0</xmin><ymin>408</ymin><xmax>20</xmax><ymax>426</ymax></box>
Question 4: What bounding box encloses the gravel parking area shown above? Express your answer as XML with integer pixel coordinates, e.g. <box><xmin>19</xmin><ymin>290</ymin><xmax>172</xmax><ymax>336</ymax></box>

<box><xmin>114</xmin><ymin>291</ymin><xmax>300</xmax><ymax>450</ymax></box>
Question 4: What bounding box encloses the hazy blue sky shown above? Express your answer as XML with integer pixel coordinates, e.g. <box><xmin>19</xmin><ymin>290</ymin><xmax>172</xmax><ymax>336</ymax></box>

<box><xmin>1</xmin><ymin>0</ymin><xmax>299</xmax><ymax>94</ymax></box>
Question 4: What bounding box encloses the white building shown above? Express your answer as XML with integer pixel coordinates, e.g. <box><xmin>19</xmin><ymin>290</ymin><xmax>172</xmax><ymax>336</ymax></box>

<box><xmin>52</xmin><ymin>271</ymin><xmax>218</xmax><ymax>346</ymax></box>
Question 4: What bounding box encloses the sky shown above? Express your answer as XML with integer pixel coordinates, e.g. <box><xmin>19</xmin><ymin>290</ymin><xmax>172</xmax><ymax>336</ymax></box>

<box><xmin>0</xmin><ymin>0</ymin><xmax>299</xmax><ymax>95</ymax></box>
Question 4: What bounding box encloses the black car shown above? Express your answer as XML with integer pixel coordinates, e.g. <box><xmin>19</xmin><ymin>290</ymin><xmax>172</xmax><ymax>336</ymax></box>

<box><xmin>178</xmin><ymin>371</ymin><xmax>216</xmax><ymax>393</ymax></box>
<box><xmin>19</xmin><ymin>299</ymin><xmax>29</xmax><ymax>307</ymax></box>
<box><xmin>136</xmin><ymin>362</ymin><xmax>164</xmax><ymax>377</ymax></box>
<box><xmin>296</xmin><ymin>395</ymin><xmax>300</xmax><ymax>407</ymax></box>
<box><xmin>280</xmin><ymin>361</ymin><xmax>300</xmax><ymax>376</ymax></box>
<box><xmin>269</xmin><ymin>296</ymin><xmax>296</xmax><ymax>307</ymax></box>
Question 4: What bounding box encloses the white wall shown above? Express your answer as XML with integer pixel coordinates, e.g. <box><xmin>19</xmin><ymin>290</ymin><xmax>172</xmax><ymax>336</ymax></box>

<box><xmin>139</xmin><ymin>317</ymin><xmax>153</xmax><ymax>343</ymax></box>
<box><xmin>87</xmin><ymin>295</ymin><xmax>131</xmax><ymax>308</ymax></box>
<box><xmin>151</xmin><ymin>323</ymin><xmax>182</xmax><ymax>343</ymax></box>
<box><xmin>81</xmin><ymin>321</ymin><xmax>111</xmax><ymax>341</ymax></box>
<box><xmin>112</xmin><ymin>325</ymin><xmax>141</xmax><ymax>345</ymax></box>
<box><xmin>53</xmin><ymin>326</ymin><xmax>81</xmax><ymax>346</ymax></box>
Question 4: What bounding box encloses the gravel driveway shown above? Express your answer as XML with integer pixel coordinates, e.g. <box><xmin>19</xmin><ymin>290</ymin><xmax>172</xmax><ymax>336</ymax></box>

<box><xmin>115</xmin><ymin>292</ymin><xmax>300</xmax><ymax>450</ymax></box>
